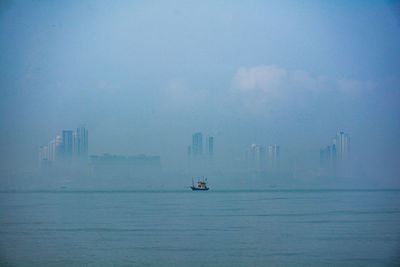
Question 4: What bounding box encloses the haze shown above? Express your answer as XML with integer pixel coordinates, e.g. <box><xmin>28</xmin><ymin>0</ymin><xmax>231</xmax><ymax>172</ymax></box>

<box><xmin>1</xmin><ymin>0</ymin><xmax>399</xmax><ymax>189</ymax></box>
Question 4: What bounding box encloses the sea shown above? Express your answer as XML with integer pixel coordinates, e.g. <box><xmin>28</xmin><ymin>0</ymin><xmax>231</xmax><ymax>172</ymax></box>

<box><xmin>0</xmin><ymin>189</ymin><xmax>399</xmax><ymax>266</ymax></box>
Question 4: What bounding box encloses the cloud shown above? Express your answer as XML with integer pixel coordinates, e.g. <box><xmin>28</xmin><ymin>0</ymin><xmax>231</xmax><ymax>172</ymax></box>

<box><xmin>231</xmin><ymin>65</ymin><xmax>332</xmax><ymax>95</ymax></box>
<box><xmin>231</xmin><ymin>65</ymin><xmax>287</xmax><ymax>96</ymax></box>
<box><xmin>230</xmin><ymin>65</ymin><xmax>375</xmax><ymax>114</ymax></box>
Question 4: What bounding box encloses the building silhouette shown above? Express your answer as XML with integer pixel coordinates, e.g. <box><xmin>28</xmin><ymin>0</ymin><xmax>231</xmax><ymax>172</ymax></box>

<box><xmin>245</xmin><ymin>143</ymin><xmax>279</xmax><ymax>170</ymax></box>
<box><xmin>73</xmin><ymin>126</ymin><xmax>88</xmax><ymax>158</ymax></box>
<box><xmin>62</xmin><ymin>130</ymin><xmax>73</xmax><ymax>160</ymax></box>
<box><xmin>39</xmin><ymin>126</ymin><xmax>89</xmax><ymax>166</ymax></box>
<box><xmin>335</xmin><ymin>131</ymin><xmax>350</xmax><ymax>160</ymax></box>
<box><xmin>205</xmin><ymin>136</ymin><xmax>214</xmax><ymax>158</ymax></box>
<box><xmin>320</xmin><ymin>131</ymin><xmax>350</xmax><ymax>174</ymax></box>
<box><xmin>268</xmin><ymin>144</ymin><xmax>280</xmax><ymax>170</ymax></box>
<box><xmin>192</xmin><ymin>132</ymin><xmax>203</xmax><ymax>156</ymax></box>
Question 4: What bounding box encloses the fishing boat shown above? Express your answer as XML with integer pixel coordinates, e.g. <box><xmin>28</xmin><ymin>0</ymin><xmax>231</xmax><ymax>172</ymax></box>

<box><xmin>190</xmin><ymin>177</ymin><xmax>209</xmax><ymax>191</ymax></box>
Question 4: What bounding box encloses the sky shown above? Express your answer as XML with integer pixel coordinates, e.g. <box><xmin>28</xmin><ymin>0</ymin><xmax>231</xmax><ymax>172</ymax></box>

<box><xmin>0</xmin><ymin>1</ymin><xmax>399</xmax><ymax>179</ymax></box>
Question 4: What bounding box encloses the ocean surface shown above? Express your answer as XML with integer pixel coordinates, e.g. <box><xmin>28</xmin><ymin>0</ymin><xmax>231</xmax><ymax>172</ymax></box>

<box><xmin>0</xmin><ymin>189</ymin><xmax>399</xmax><ymax>266</ymax></box>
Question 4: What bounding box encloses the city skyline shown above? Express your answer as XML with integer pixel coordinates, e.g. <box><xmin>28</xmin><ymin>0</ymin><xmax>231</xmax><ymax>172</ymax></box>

<box><xmin>36</xmin><ymin>126</ymin><xmax>359</xmax><ymax>176</ymax></box>
<box><xmin>39</xmin><ymin>125</ymin><xmax>89</xmax><ymax>165</ymax></box>
<box><xmin>188</xmin><ymin>132</ymin><xmax>214</xmax><ymax>160</ymax></box>
<box><xmin>1</xmin><ymin>2</ymin><xmax>399</xmax><ymax>265</ymax></box>
<box><xmin>320</xmin><ymin>131</ymin><xmax>351</xmax><ymax>175</ymax></box>
<box><xmin>0</xmin><ymin>1</ymin><xmax>397</xmax><ymax>182</ymax></box>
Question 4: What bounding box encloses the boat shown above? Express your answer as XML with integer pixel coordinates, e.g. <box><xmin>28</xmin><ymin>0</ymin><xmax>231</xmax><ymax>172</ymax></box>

<box><xmin>190</xmin><ymin>177</ymin><xmax>209</xmax><ymax>191</ymax></box>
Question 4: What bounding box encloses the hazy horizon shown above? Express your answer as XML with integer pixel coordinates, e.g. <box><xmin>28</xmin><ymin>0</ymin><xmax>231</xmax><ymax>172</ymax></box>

<box><xmin>1</xmin><ymin>2</ymin><xmax>400</xmax><ymax>266</ymax></box>
<box><xmin>1</xmin><ymin>0</ymin><xmax>400</xmax><ymax>186</ymax></box>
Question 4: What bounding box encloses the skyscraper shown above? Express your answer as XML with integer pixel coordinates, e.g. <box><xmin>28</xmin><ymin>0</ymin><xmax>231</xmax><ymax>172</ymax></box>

<box><xmin>267</xmin><ymin>144</ymin><xmax>280</xmax><ymax>170</ymax></box>
<box><xmin>246</xmin><ymin>144</ymin><xmax>266</xmax><ymax>170</ymax></box>
<box><xmin>192</xmin><ymin>132</ymin><xmax>203</xmax><ymax>156</ymax></box>
<box><xmin>39</xmin><ymin>125</ymin><xmax>89</xmax><ymax>167</ymax></box>
<box><xmin>205</xmin><ymin>136</ymin><xmax>214</xmax><ymax>158</ymax></box>
<box><xmin>73</xmin><ymin>126</ymin><xmax>88</xmax><ymax>158</ymax></box>
<box><xmin>335</xmin><ymin>131</ymin><xmax>350</xmax><ymax>160</ymax></box>
<box><xmin>320</xmin><ymin>131</ymin><xmax>350</xmax><ymax>174</ymax></box>
<box><xmin>274</xmin><ymin>144</ymin><xmax>280</xmax><ymax>169</ymax></box>
<box><xmin>343</xmin><ymin>133</ymin><xmax>350</xmax><ymax>160</ymax></box>
<box><xmin>332</xmin><ymin>143</ymin><xmax>337</xmax><ymax>167</ymax></box>
<box><xmin>62</xmin><ymin>130</ymin><xmax>73</xmax><ymax>160</ymax></box>
<box><xmin>319</xmin><ymin>145</ymin><xmax>332</xmax><ymax>168</ymax></box>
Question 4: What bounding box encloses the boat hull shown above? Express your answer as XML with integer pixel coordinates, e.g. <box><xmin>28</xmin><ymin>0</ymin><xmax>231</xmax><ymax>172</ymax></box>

<box><xmin>190</xmin><ymin>186</ymin><xmax>209</xmax><ymax>191</ymax></box>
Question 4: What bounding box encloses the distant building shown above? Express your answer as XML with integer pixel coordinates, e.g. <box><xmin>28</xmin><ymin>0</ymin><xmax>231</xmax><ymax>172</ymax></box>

<box><xmin>320</xmin><ymin>131</ymin><xmax>351</xmax><ymax>173</ymax></box>
<box><xmin>62</xmin><ymin>130</ymin><xmax>73</xmax><ymax>160</ymax></box>
<box><xmin>50</xmin><ymin>135</ymin><xmax>62</xmax><ymax>161</ymax></box>
<box><xmin>319</xmin><ymin>145</ymin><xmax>332</xmax><ymax>168</ymax></box>
<box><xmin>245</xmin><ymin>144</ymin><xmax>267</xmax><ymax>170</ymax></box>
<box><xmin>335</xmin><ymin>131</ymin><xmax>350</xmax><ymax>161</ymax></box>
<box><xmin>268</xmin><ymin>144</ymin><xmax>280</xmax><ymax>170</ymax></box>
<box><xmin>73</xmin><ymin>126</ymin><xmax>88</xmax><ymax>158</ymax></box>
<box><xmin>192</xmin><ymin>132</ymin><xmax>203</xmax><ymax>156</ymax></box>
<box><xmin>205</xmin><ymin>136</ymin><xmax>214</xmax><ymax>158</ymax></box>
<box><xmin>39</xmin><ymin>126</ymin><xmax>89</xmax><ymax>167</ymax></box>
<box><xmin>39</xmin><ymin>145</ymin><xmax>49</xmax><ymax>162</ymax></box>
<box><xmin>332</xmin><ymin>143</ymin><xmax>337</xmax><ymax>168</ymax></box>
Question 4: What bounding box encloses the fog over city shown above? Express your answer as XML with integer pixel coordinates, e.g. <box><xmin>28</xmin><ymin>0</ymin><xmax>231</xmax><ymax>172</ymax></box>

<box><xmin>1</xmin><ymin>0</ymin><xmax>399</xmax><ymax>189</ymax></box>
<box><xmin>2</xmin><ymin>2</ymin><xmax>400</xmax><ymax>266</ymax></box>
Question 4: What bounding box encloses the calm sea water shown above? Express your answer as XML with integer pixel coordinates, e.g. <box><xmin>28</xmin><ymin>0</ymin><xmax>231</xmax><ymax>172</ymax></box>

<box><xmin>0</xmin><ymin>189</ymin><xmax>399</xmax><ymax>266</ymax></box>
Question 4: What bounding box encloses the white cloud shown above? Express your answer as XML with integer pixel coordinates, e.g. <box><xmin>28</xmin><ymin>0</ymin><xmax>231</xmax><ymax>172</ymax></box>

<box><xmin>231</xmin><ymin>65</ymin><xmax>287</xmax><ymax>95</ymax></box>
<box><xmin>230</xmin><ymin>65</ymin><xmax>375</xmax><ymax>114</ymax></box>
<box><xmin>231</xmin><ymin>65</ymin><xmax>374</xmax><ymax>95</ymax></box>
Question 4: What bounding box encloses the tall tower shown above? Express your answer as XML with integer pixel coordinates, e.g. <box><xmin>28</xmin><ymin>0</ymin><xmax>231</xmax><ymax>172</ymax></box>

<box><xmin>74</xmin><ymin>126</ymin><xmax>88</xmax><ymax>158</ymax></box>
<box><xmin>268</xmin><ymin>145</ymin><xmax>273</xmax><ymax>169</ymax></box>
<box><xmin>192</xmin><ymin>132</ymin><xmax>203</xmax><ymax>156</ymax></box>
<box><xmin>205</xmin><ymin>136</ymin><xmax>214</xmax><ymax>158</ymax></box>
<box><xmin>274</xmin><ymin>144</ymin><xmax>280</xmax><ymax>169</ymax></box>
<box><xmin>62</xmin><ymin>130</ymin><xmax>73</xmax><ymax>160</ymax></box>
<box><xmin>335</xmin><ymin>131</ymin><xmax>350</xmax><ymax>161</ymax></box>
<box><xmin>332</xmin><ymin>143</ymin><xmax>337</xmax><ymax>166</ymax></box>
<box><xmin>343</xmin><ymin>133</ymin><xmax>350</xmax><ymax>160</ymax></box>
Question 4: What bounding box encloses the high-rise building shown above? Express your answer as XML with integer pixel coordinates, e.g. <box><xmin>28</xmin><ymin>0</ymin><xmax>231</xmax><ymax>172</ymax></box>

<box><xmin>39</xmin><ymin>145</ymin><xmax>49</xmax><ymax>161</ymax></box>
<box><xmin>332</xmin><ymin>143</ymin><xmax>337</xmax><ymax>166</ymax></box>
<box><xmin>205</xmin><ymin>136</ymin><xmax>214</xmax><ymax>158</ymax></box>
<box><xmin>73</xmin><ymin>126</ymin><xmax>88</xmax><ymax>158</ymax></box>
<box><xmin>267</xmin><ymin>144</ymin><xmax>280</xmax><ymax>169</ymax></box>
<box><xmin>268</xmin><ymin>145</ymin><xmax>273</xmax><ymax>168</ymax></box>
<box><xmin>273</xmin><ymin>144</ymin><xmax>280</xmax><ymax>169</ymax></box>
<box><xmin>320</xmin><ymin>131</ymin><xmax>350</xmax><ymax>174</ymax></box>
<box><xmin>274</xmin><ymin>144</ymin><xmax>280</xmax><ymax>165</ymax></box>
<box><xmin>245</xmin><ymin>144</ymin><xmax>267</xmax><ymax>170</ymax></box>
<box><xmin>39</xmin><ymin>126</ymin><xmax>89</xmax><ymax>167</ymax></box>
<box><xmin>343</xmin><ymin>133</ymin><xmax>350</xmax><ymax>160</ymax></box>
<box><xmin>335</xmin><ymin>131</ymin><xmax>350</xmax><ymax>160</ymax></box>
<box><xmin>62</xmin><ymin>130</ymin><xmax>73</xmax><ymax>159</ymax></box>
<box><xmin>319</xmin><ymin>145</ymin><xmax>332</xmax><ymax>168</ymax></box>
<box><xmin>48</xmin><ymin>135</ymin><xmax>62</xmax><ymax>161</ymax></box>
<box><xmin>192</xmin><ymin>132</ymin><xmax>203</xmax><ymax>156</ymax></box>
<box><xmin>39</xmin><ymin>135</ymin><xmax>62</xmax><ymax>163</ymax></box>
